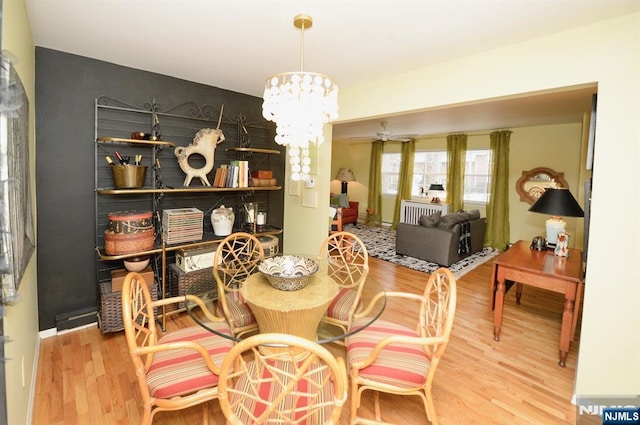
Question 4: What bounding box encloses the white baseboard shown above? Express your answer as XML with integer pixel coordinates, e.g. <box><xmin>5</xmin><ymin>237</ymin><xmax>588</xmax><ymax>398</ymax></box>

<box><xmin>39</xmin><ymin>321</ymin><xmax>98</xmax><ymax>340</ymax></box>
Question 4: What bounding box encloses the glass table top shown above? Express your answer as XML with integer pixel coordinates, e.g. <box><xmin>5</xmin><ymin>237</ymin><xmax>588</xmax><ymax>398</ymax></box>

<box><xmin>185</xmin><ymin>264</ymin><xmax>386</xmax><ymax>344</ymax></box>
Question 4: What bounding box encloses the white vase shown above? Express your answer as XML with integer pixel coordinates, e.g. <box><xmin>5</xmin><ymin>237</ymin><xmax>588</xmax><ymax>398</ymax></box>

<box><xmin>211</xmin><ymin>205</ymin><xmax>234</xmax><ymax>236</ymax></box>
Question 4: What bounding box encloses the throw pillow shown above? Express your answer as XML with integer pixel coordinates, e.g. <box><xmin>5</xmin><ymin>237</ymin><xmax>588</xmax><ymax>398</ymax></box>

<box><xmin>330</xmin><ymin>193</ymin><xmax>350</xmax><ymax>208</ymax></box>
<box><xmin>467</xmin><ymin>209</ymin><xmax>481</xmax><ymax>220</ymax></box>
<box><xmin>437</xmin><ymin>211</ymin><xmax>470</xmax><ymax>229</ymax></box>
<box><xmin>419</xmin><ymin>211</ymin><xmax>441</xmax><ymax>227</ymax></box>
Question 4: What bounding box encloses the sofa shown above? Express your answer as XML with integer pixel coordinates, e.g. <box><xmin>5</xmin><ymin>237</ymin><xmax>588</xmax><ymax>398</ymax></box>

<box><xmin>395</xmin><ymin>210</ymin><xmax>486</xmax><ymax>266</ymax></box>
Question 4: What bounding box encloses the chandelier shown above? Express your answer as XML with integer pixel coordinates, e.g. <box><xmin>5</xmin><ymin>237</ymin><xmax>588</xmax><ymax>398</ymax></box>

<box><xmin>262</xmin><ymin>14</ymin><xmax>339</xmax><ymax>181</ymax></box>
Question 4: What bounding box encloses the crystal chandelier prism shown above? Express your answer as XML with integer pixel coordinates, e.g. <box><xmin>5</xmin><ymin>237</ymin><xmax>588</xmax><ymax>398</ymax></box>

<box><xmin>262</xmin><ymin>14</ymin><xmax>339</xmax><ymax>181</ymax></box>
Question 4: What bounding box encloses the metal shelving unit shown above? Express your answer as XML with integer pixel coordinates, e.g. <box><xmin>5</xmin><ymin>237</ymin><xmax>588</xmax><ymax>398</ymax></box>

<box><xmin>94</xmin><ymin>96</ymin><xmax>283</xmax><ymax>332</ymax></box>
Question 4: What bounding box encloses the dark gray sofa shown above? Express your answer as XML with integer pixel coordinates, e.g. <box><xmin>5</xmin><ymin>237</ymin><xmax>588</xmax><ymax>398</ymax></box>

<box><xmin>395</xmin><ymin>212</ymin><xmax>487</xmax><ymax>266</ymax></box>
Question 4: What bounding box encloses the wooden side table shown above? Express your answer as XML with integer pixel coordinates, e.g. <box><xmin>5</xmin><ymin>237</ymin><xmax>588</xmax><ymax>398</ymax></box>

<box><xmin>490</xmin><ymin>240</ymin><xmax>583</xmax><ymax>367</ymax></box>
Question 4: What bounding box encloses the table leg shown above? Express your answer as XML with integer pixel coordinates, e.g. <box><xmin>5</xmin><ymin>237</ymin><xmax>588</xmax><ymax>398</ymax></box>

<box><xmin>558</xmin><ymin>283</ymin><xmax>578</xmax><ymax>367</ymax></box>
<box><xmin>571</xmin><ymin>282</ymin><xmax>584</xmax><ymax>341</ymax></box>
<box><xmin>516</xmin><ymin>283</ymin><xmax>522</xmax><ymax>304</ymax></box>
<box><xmin>493</xmin><ymin>268</ymin><xmax>506</xmax><ymax>342</ymax></box>
<box><xmin>490</xmin><ymin>262</ymin><xmax>498</xmax><ymax>312</ymax></box>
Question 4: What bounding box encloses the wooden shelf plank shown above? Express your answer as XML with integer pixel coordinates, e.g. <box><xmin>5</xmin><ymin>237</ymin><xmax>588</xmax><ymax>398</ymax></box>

<box><xmin>96</xmin><ymin>186</ymin><xmax>282</xmax><ymax>194</ymax></box>
<box><xmin>96</xmin><ymin>137</ymin><xmax>176</xmax><ymax>147</ymax></box>
<box><xmin>226</xmin><ymin>147</ymin><xmax>281</xmax><ymax>155</ymax></box>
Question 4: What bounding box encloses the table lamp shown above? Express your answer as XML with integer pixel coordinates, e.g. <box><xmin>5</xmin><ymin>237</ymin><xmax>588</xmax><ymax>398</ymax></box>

<box><xmin>428</xmin><ymin>184</ymin><xmax>445</xmax><ymax>204</ymax></box>
<box><xmin>335</xmin><ymin>168</ymin><xmax>356</xmax><ymax>194</ymax></box>
<box><xmin>528</xmin><ymin>188</ymin><xmax>584</xmax><ymax>248</ymax></box>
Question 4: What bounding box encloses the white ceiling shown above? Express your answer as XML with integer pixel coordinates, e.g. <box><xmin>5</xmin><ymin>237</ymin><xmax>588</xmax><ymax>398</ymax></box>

<box><xmin>22</xmin><ymin>0</ymin><xmax>637</xmax><ymax>140</ymax></box>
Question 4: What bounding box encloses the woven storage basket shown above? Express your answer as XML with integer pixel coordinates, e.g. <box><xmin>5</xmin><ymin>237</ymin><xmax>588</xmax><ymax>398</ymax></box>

<box><xmin>104</xmin><ymin>228</ymin><xmax>155</xmax><ymax>255</ymax></box>
<box><xmin>167</xmin><ymin>264</ymin><xmax>217</xmax><ymax>308</ymax></box>
<box><xmin>98</xmin><ymin>279</ymin><xmax>158</xmax><ymax>333</ymax></box>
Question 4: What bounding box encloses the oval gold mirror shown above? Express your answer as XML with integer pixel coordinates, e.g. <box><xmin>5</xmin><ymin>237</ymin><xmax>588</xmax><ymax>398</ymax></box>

<box><xmin>515</xmin><ymin>167</ymin><xmax>568</xmax><ymax>205</ymax></box>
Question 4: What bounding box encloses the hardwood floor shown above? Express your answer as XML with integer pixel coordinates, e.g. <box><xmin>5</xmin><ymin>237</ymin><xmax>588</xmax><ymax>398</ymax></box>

<box><xmin>33</xmin><ymin>256</ymin><xmax>580</xmax><ymax>424</ymax></box>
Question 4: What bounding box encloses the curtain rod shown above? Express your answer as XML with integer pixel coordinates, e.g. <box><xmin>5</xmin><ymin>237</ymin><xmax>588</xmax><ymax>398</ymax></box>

<box><xmin>413</xmin><ymin>129</ymin><xmax>513</xmax><ymax>140</ymax></box>
<box><xmin>342</xmin><ymin>129</ymin><xmax>513</xmax><ymax>145</ymax></box>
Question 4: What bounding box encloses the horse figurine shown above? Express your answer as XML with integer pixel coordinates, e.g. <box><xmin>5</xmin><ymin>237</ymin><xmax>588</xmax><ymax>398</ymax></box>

<box><xmin>174</xmin><ymin>107</ymin><xmax>225</xmax><ymax>186</ymax></box>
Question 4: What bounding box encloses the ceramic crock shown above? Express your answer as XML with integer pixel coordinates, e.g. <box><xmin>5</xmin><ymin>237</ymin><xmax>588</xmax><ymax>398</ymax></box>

<box><xmin>211</xmin><ymin>205</ymin><xmax>234</xmax><ymax>236</ymax></box>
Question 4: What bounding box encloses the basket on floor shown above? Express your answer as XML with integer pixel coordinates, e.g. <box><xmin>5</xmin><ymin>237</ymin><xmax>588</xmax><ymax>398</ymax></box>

<box><xmin>98</xmin><ymin>279</ymin><xmax>158</xmax><ymax>333</ymax></box>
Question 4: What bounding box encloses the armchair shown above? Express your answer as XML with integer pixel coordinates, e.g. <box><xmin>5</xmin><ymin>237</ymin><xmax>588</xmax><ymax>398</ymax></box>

<box><xmin>121</xmin><ymin>271</ymin><xmax>233</xmax><ymax>425</ymax></box>
<box><xmin>330</xmin><ymin>193</ymin><xmax>359</xmax><ymax>226</ymax></box>
<box><xmin>346</xmin><ymin>268</ymin><xmax>457</xmax><ymax>425</ymax></box>
<box><xmin>341</xmin><ymin>201</ymin><xmax>359</xmax><ymax>225</ymax></box>
<box><xmin>218</xmin><ymin>333</ymin><xmax>348</xmax><ymax>424</ymax></box>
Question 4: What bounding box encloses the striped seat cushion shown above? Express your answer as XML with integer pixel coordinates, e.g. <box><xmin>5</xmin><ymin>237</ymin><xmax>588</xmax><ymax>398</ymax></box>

<box><xmin>347</xmin><ymin>318</ymin><xmax>430</xmax><ymax>389</ymax></box>
<box><xmin>146</xmin><ymin>322</ymin><xmax>233</xmax><ymax>399</ymax></box>
<box><xmin>229</xmin><ymin>360</ymin><xmax>335</xmax><ymax>424</ymax></box>
<box><xmin>218</xmin><ymin>293</ymin><xmax>256</xmax><ymax>328</ymax></box>
<box><xmin>326</xmin><ymin>287</ymin><xmax>358</xmax><ymax>321</ymax></box>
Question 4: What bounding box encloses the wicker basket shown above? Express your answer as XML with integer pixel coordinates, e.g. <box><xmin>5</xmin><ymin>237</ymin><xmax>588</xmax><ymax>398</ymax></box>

<box><xmin>98</xmin><ymin>279</ymin><xmax>158</xmax><ymax>333</ymax></box>
<box><xmin>104</xmin><ymin>228</ymin><xmax>155</xmax><ymax>255</ymax></box>
<box><xmin>167</xmin><ymin>264</ymin><xmax>217</xmax><ymax>308</ymax></box>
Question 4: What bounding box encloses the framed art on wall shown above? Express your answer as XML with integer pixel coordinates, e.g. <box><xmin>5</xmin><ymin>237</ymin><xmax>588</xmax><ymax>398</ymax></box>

<box><xmin>0</xmin><ymin>54</ymin><xmax>35</xmax><ymax>300</ymax></box>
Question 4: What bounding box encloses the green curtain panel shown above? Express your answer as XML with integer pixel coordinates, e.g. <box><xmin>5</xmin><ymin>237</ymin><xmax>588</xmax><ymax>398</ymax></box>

<box><xmin>446</xmin><ymin>134</ymin><xmax>467</xmax><ymax>212</ymax></box>
<box><xmin>365</xmin><ymin>140</ymin><xmax>384</xmax><ymax>227</ymax></box>
<box><xmin>485</xmin><ymin>130</ymin><xmax>512</xmax><ymax>249</ymax></box>
<box><xmin>391</xmin><ymin>139</ymin><xmax>415</xmax><ymax>229</ymax></box>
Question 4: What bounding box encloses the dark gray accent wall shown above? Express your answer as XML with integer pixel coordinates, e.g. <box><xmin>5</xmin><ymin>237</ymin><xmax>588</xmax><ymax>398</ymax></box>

<box><xmin>35</xmin><ymin>47</ymin><xmax>284</xmax><ymax>330</ymax></box>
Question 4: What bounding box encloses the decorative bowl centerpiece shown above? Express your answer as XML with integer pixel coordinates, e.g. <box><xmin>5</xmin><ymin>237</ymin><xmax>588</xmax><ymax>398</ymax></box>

<box><xmin>258</xmin><ymin>255</ymin><xmax>319</xmax><ymax>291</ymax></box>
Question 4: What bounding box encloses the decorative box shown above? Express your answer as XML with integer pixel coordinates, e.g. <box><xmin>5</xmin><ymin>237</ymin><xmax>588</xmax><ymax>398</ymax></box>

<box><xmin>176</xmin><ymin>245</ymin><xmax>218</xmax><ymax>273</ymax></box>
<box><xmin>108</xmin><ymin>210</ymin><xmax>153</xmax><ymax>234</ymax></box>
<box><xmin>258</xmin><ymin>235</ymin><xmax>279</xmax><ymax>258</ymax></box>
<box><xmin>110</xmin><ymin>266</ymin><xmax>154</xmax><ymax>292</ymax></box>
<box><xmin>104</xmin><ymin>228</ymin><xmax>155</xmax><ymax>255</ymax></box>
<box><xmin>162</xmin><ymin>208</ymin><xmax>204</xmax><ymax>245</ymax></box>
<box><xmin>251</xmin><ymin>170</ymin><xmax>273</xmax><ymax>179</ymax></box>
<box><xmin>251</xmin><ymin>177</ymin><xmax>277</xmax><ymax>187</ymax></box>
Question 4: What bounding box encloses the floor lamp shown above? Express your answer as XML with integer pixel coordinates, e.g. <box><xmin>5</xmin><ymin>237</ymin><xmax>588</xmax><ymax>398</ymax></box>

<box><xmin>336</xmin><ymin>168</ymin><xmax>356</xmax><ymax>194</ymax></box>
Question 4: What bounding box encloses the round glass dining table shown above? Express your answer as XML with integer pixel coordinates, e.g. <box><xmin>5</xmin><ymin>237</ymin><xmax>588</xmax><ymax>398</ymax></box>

<box><xmin>184</xmin><ymin>263</ymin><xmax>386</xmax><ymax>344</ymax></box>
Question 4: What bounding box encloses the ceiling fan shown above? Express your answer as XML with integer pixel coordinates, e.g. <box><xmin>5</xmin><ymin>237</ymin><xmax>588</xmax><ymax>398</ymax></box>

<box><xmin>351</xmin><ymin>121</ymin><xmax>415</xmax><ymax>142</ymax></box>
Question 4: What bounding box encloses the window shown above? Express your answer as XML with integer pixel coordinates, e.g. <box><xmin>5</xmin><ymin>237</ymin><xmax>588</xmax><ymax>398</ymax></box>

<box><xmin>382</xmin><ymin>149</ymin><xmax>492</xmax><ymax>203</ymax></box>
<box><xmin>464</xmin><ymin>150</ymin><xmax>492</xmax><ymax>203</ymax></box>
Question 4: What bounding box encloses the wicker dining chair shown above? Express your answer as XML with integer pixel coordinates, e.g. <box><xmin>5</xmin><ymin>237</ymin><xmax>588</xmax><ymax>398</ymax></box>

<box><xmin>214</xmin><ymin>232</ymin><xmax>264</xmax><ymax>338</ymax></box>
<box><xmin>218</xmin><ymin>333</ymin><xmax>349</xmax><ymax>424</ymax></box>
<box><xmin>121</xmin><ymin>271</ymin><xmax>234</xmax><ymax>425</ymax></box>
<box><xmin>346</xmin><ymin>267</ymin><xmax>457</xmax><ymax>425</ymax></box>
<box><xmin>318</xmin><ymin>231</ymin><xmax>370</xmax><ymax>335</ymax></box>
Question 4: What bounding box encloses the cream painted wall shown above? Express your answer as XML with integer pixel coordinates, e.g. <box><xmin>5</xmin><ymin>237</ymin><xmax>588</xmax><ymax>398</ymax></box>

<box><xmin>510</xmin><ymin>123</ymin><xmax>584</xmax><ymax>248</ymax></box>
<box><xmin>283</xmin><ymin>126</ymin><xmax>334</xmax><ymax>256</ymax></box>
<box><xmin>2</xmin><ymin>0</ymin><xmax>39</xmax><ymax>424</ymax></box>
<box><xmin>332</xmin><ymin>13</ymin><xmax>640</xmax><ymax>397</ymax></box>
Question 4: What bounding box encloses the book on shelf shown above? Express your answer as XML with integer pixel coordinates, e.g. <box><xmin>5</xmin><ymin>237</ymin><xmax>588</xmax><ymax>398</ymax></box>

<box><xmin>212</xmin><ymin>161</ymin><xmax>250</xmax><ymax>188</ymax></box>
<box><xmin>229</xmin><ymin>160</ymin><xmax>249</xmax><ymax>188</ymax></box>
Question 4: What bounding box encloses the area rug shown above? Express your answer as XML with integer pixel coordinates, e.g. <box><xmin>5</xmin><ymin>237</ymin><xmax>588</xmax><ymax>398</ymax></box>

<box><xmin>346</xmin><ymin>223</ymin><xmax>498</xmax><ymax>279</ymax></box>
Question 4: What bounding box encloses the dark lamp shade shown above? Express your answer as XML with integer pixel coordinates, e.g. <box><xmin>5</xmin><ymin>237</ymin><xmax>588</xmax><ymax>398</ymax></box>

<box><xmin>528</xmin><ymin>188</ymin><xmax>584</xmax><ymax>217</ymax></box>
<box><xmin>335</xmin><ymin>168</ymin><xmax>356</xmax><ymax>182</ymax></box>
<box><xmin>428</xmin><ymin>184</ymin><xmax>445</xmax><ymax>191</ymax></box>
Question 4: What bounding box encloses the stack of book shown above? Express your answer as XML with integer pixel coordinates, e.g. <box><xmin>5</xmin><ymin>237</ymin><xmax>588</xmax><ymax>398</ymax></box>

<box><xmin>213</xmin><ymin>160</ymin><xmax>249</xmax><ymax>188</ymax></box>
<box><xmin>162</xmin><ymin>208</ymin><xmax>204</xmax><ymax>244</ymax></box>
